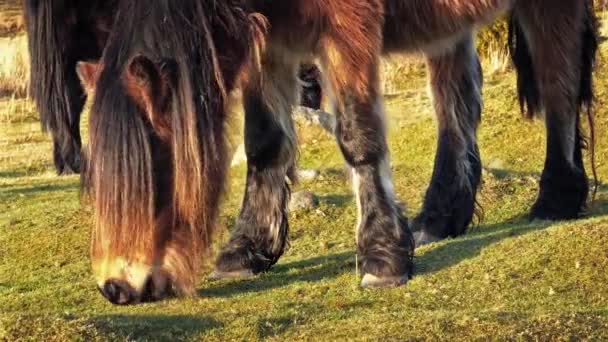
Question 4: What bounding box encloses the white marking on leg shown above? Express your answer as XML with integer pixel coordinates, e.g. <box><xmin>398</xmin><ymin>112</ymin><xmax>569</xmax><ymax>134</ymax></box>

<box><xmin>351</xmin><ymin>167</ymin><xmax>363</xmax><ymax>244</ymax></box>
<box><xmin>379</xmin><ymin>156</ymin><xmax>401</xmax><ymax>231</ymax></box>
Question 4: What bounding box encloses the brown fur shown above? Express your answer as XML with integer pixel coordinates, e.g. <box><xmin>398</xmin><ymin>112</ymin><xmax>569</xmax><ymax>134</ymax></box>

<box><xmin>85</xmin><ymin>0</ymin><xmax>262</xmax><ymax>302</ymax></box>
<box><xmin>77</xmin><ymin>0</ymin><xmax>597</xmax><ymax>302</ymax></box>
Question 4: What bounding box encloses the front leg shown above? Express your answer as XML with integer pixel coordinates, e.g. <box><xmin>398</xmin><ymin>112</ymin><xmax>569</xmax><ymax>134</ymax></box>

<box><xmin>413</xmin><ymin>36</ymin><xmax>483</xmax><ymax>246</ymax></box>
<box><xmin>212</xmin><ymin>56</ymin><xmax>298</xmax><ymax>278</ymax></box>
<box><xmin>321</xmin><ymin>35</ymin><xmax>414</xmax><ymax>288</ymax></box>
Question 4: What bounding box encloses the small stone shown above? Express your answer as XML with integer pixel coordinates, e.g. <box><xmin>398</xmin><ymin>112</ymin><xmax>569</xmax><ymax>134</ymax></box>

<box><xmin>297</xmin><ymin>169</ymin><xmax>320</xmax><ymax>181</ymax></box>
<box><xmin>289</xmin><ymin>191</ymin><xmax>320</xmax><ymax>211</ymax></box>
<box><xmin>488</xmin><ymin>159</ymin><xmax>505</xmax><ymax>170</ymax></box>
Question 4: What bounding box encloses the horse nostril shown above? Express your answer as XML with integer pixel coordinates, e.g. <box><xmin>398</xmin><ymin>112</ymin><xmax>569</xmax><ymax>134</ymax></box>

<box><xmin>140</xmin><ymin>275</ymin><xmax>155</xmax><ymax>302</ymax></box>
<box><xmin>101</xmin><ymin>280</ymin><xmax>134</xmax><ymax>305</ymax></box>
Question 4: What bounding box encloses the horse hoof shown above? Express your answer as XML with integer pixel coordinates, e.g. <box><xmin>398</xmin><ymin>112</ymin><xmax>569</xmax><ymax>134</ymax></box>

<box><xmin>360</xmin><ymin>273</ymin><xmax>408</xmax><ymax>289</ymax></box>
<box><xmin>529</xmin><ymin>201</ymin><xmax>584</xmax><ymax>221</ymax></box>
<box><xmin>413</xmin><ymin>231</ymin><xmax>442</xmax><ymax>247</ymax></box>
<box><xmin>208</xmin><ymin>269</ymin><xmax>255</xmax><ymax>281</ymax></box>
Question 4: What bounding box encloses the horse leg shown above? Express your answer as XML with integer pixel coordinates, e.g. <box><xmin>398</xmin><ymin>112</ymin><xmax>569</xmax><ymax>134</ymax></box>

<box><xmin>299</xmin><ymin>63</ymin><xmax>323</xmax><ymax>110</ymax></box>
<box><xmin>320</xmin><ymin>39</ymin><xmax>414</xmax><ymax>288</ymax></box>
<box><xmin>213</xmin><ymin>54</ymin><xmax>298</xmax><ymax>278</ymax></box>
<box><xmin>55</xmin><ymin>56</ymin><xmax>86</xmax><ymax>175</ymax></box>
<box><xmin>413</xmin><ymin>35</ymin><xmax>483</xmax><ymax>245</ymax></box>
<box><xmin>512</xmin><ymin>1</ymin><xmax>596</xmax><ymax>220</ymax></box>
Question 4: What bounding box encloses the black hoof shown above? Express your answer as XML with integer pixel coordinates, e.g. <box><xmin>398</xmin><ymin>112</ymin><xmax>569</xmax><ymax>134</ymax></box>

<box><xmin>358</xmin><ymin>213</ymin><xmax>414</xmax><ymax>288</ymax></box>
<box><xmin>360</xmin><ymin>273</ymin><xmax>409</xmax><ymax>288</ymax></box>
<box><xmin>54</xmin><ymin>146</ymin><xmax>83</xmax><ymax>175</ymax></box>
<box><xmin>359</xmin><ymin>253</ymin><xmax>413</xmax><ymax>289</ymax></box>
<box><xmin>529</xmin><ymin>197</ymin><xmax>586</xmax><ymax>221</ymax></box>
<box><xmin>214</xmin><ymin>236</ymin><xmax>280</xmax><ymax>277</ymax></box>
<box><xmin>411</xmin><ymin>211</ymin><xmax>468</xmax><ymax>246</ymax></box>
<box><xmin>529</xmin><ymin>168</ymin><xmax>588</xmax><ymax>221</ymax></box>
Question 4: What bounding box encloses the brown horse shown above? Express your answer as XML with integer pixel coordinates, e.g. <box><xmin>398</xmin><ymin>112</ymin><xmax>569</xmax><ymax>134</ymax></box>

<box><xmin>25</xmin><ymin>0</ymin><xmax>598</xmax><ymax>304</ymax></box>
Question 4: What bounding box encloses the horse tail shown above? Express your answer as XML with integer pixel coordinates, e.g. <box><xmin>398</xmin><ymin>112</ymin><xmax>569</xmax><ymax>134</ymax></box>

<box><xmin>579</xmin><ymin>0</ymin><xmax>599</xmax><ymax>198</ymax></box>
<box><xmin>508</xmin><ymin>12</ymin><xmax>540</xmax><ymax>118</ymax></box>
<box><xmin>24</xmin><ymin>1</ymin><xmax>71</xmax><ymax>135</ymax></box>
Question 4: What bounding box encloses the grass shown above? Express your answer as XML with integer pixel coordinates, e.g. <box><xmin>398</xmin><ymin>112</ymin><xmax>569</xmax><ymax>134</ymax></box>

<box><xmin>0</xmin><ymin>0</ymin><xmax>27</xmax><ymax>96</ymax></box>
<box><xmin>2</xmin><ymin>8</ymin><xmax>608</xmax><ymax>342</ymax></box>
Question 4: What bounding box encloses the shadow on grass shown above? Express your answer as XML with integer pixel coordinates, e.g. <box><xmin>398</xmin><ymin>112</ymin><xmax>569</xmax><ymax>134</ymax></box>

<box><xmin>199</xmin><ymin>251</ymin><xmax>354</xmax><ymax>298</ymax></box>
<box><xmin>417</xmin><ymin>188</ymin><xmax>608</xmax><ymax>276</ymax></box>
<box><xmin>415</xmin><ymin>217</ymin><xmax>555</xmax><ymax>276</ymax></box>
<box><xmin>319</xmin><ymin>193</ymin><xmax>353</xmax><ymax>208</ymax></box>
<box><xmin>0</xmin><ymin>182</ymin><xmax>78</xmax><ymax>199</ymax></box>
<box><xmin>0</xmin><ymin>170</ymin><xmax>28</xmax><ymax>178</ymax></box>
<box><xmin>204</xmin><ymin>186</ymin><xmax>608</xmax><ymax>297</ymax></box>
<box><xmin>91</xmin><ymin>314</ymin><xmax>222</xmax><ymax>341</ymax></box>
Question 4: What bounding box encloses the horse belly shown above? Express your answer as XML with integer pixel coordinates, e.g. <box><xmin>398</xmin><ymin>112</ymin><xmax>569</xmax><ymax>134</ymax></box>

<box><xmin>382</xmin><ymin>0</ymin><xmax>514</xmax><ymax>55</ymax></box>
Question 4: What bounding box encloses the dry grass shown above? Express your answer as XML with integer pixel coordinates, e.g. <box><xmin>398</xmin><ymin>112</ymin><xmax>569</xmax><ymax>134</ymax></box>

<box><xmin>0</xmin><ymin>34</ymin><xmax>29</xmax><ymax>98</ymax></box>
<box><xmin>0</xmin><ymin>0</ymin><xmax>23</xmax><ymax>37</ymax></box>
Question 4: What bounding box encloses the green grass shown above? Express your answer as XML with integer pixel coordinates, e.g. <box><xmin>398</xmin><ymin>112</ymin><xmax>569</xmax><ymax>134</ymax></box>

<box><xmin>2</xmin><ymin>28</ymin><xmax>608</xmax><ymax>342</ymax></box>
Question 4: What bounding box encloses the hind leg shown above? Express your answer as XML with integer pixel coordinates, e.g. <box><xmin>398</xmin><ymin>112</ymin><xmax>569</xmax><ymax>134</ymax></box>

<box><xmin>514</xmin><ymin>3</ymin><xmax>591</xmax><ymax>220</ymax></box>
<box><xmin>53</xmin><ymin>58</ymin><xmax>86</xmax><ymax>175</ymax></box>
<box><xmin>212</xmin><ymin>54</ymin><xmax>298</xmax><ymax>278</ymax></box>
<box><xmin>321</xmin><ymin>38</ymin><xmax>414</xmax><ymax>288</ymax></box>
<box><xmin>299</xmin><ymin>63</ymin><xmax>323</xmax><ymax>110</ymax></box>
<box><xmin>413</xmin><ymin>35</ymin><xmax>483</xmax><ymax>245</ymax></box>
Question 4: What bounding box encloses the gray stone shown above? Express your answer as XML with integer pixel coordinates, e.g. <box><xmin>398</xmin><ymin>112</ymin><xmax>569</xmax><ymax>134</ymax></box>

<box><xmin>297</xmin><ymin>169</ymin><xmax>320</xmax><ymax>181</ymax></box>
<box><xmin>290</xmin><ymin>191</ymin><xmax>320</xmax><ymax>211</ymax></box>
<box><xmin>293</xmin><ymin>106</ymin><xmax>336</xmax><ymax>134</ymax></box>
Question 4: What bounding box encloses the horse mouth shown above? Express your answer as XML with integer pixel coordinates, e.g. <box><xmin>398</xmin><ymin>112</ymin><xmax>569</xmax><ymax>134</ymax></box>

<box><xmin>98</xmin><ymin>276</ymin><xmax>175</xmax><ymax>305</ymax></box>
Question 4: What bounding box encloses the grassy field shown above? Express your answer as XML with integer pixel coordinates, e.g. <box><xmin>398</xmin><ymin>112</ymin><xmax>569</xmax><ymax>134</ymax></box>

<box><xmin>2</xmin><ymin>7</ymin><xmax>608</xmax><ymax>342</ymax></box>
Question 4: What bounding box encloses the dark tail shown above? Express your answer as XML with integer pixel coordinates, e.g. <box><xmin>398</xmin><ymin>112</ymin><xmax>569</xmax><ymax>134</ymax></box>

<box><xmin>579</xmin><ymin>1</ymin><xmax>599</xmax><ymax>199</ymax></box>
<box><xmin>508</xmin><ymin>2</ymin><xmax>599</xmax><ymax>196</ymax></box>
<box><xmin>23</xmin><ymin>0</ymin><xmax>88</xmax><ymax>173</ymax></box>
<box><xmin>508</xmin><ymin>13</ymin><xmax>540</xmax><ymax>118</ymax></box>
<box><xmin>24</xmin><ymin>1</ymin><xmax>71</xmax><ymax>135</ymax></box>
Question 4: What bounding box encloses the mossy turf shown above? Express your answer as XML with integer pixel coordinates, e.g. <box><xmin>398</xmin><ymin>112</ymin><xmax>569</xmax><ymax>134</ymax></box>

<box><xmin>2</xmin><ymin>17</ymin><xmax>608</xmax><ymax>342</ymax></box>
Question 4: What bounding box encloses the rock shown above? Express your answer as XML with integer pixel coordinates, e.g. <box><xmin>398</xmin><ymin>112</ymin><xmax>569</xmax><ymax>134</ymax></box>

<box><xmin>487</xmin><ymin>159</ymin><xmax>504</xmax><ymax>170</ymax></box>
<box><xmin>297</xmin><ymin>169</ymin><xmax>320</xmax><ymax>181</ymax></box>
<box><xmin>290</xmin><ymin>191</ymin><xmax>320</xmax><ymax>211</ymax></box>
<box><xmin>293</xmin><ymin>106</ymin><xmax>336</xmax><ymax>134</ymax></box>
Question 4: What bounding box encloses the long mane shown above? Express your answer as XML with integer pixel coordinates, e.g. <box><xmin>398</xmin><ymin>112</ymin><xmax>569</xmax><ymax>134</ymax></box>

<box><xmin>85</xmin><ymin>0</ymin><xmax>256</xmax><ymax>267</ymax></box>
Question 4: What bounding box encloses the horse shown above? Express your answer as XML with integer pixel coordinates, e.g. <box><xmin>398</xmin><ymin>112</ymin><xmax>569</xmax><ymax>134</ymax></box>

<box><xmin>26</xmin><ymin>0</ymin><xmax>598</xmax><ymax>305</ymax></box>
<box><xmin>23</xmin><ymin>1</ymin><xmax>321</xmax><ymax>176</ymax></box>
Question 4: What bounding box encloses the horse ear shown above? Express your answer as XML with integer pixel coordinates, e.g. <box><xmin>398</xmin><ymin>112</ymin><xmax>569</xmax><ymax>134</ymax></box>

<box><xmin>76</xmin><ymin>61</ymin><xmax>101</xmax><ymax>93</ymax></box>
<box><xmin>125</xmin><ymin>55</ymin><xmax>173</xmax><ymax>137</ymax></box>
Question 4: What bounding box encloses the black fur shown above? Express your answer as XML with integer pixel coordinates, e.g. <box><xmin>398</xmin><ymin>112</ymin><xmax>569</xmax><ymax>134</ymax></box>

<box><xmin>508</xmin><ymin>14</ymin><xmax>541</xmax><ymax>118</ymax></box>
<box><xmin>530</xmin><ymin>113</ymin><xmax>589</xmax><ymax>220</ymax></box>
<box><xmin>215</xmin><ymin>89</ymin><xmax>291</xmax><ymax>274</ymax></box>
<box><xmin>414</xmin><ymin>37</ymin><xmax>483</xmax><ymax>241</ymax></box>
<box><xmin>336</xmin><ymin>90</ymin><xmax>414</xmax><ymax>278</ymax></box>
<box><xmin>354</xmin><ymin>163</ymin><xmax>414</xmax><ymax>278</ymax></box>
<box><xmin>579</xmin><ymin>1</ymin><xmax>599</xmax><ymax>111</ymax></box>
<box><xmin>509</xmin><ymin>3</ymin><xmax>598</xmax><ymax>220</ymax></box>
<box><xmin>414</xmin><ymin>139</ymin><xmax>482</xmax><ymax>239</ymax></box>
<box><xmin>299</xmin><ymin>64</ymin><xmax>323</xmax><ymax>110</ymax></box>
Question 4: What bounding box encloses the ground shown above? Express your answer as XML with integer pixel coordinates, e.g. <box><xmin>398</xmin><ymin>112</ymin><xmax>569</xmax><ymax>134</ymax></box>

<box><xmin>1</xmin><ymin>6</ymin><xmax>608</xmax><ymax>342</ymax></box>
